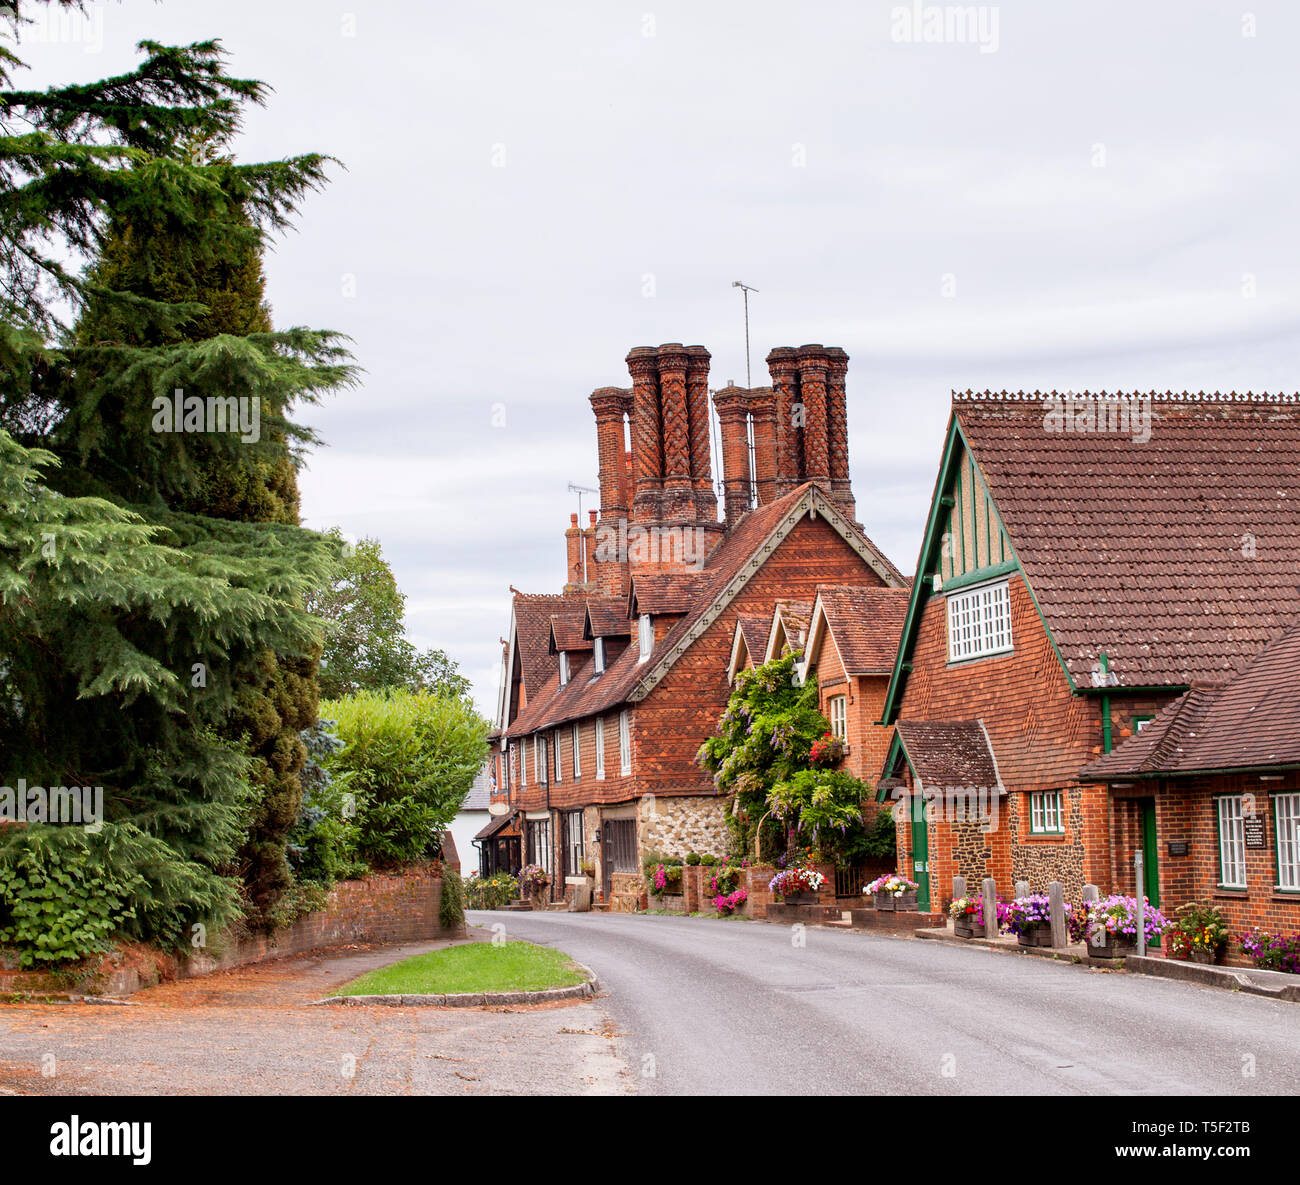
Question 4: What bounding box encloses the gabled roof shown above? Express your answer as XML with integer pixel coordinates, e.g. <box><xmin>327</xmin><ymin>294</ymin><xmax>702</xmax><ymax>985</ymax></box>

<box><xmin>884</xmin><ymin>392</ymin><xmax>1300</xmax><ymax>721</ymax></box>
<box><xmin>584</xmin><ymin>597</ymin><xmax>632</xmax><ymax>639</ymax></box>
<box><xmin>1081</xmin><ymin>625</ymin><xmax>1300</xmax><ymax>779</ymax></box>
<box><xmin>549</xmin><ymin>612</ymin><xmax>592</xmax><ymax>653</ymax></box>
<box><xmin>628</xmin><ymin>572</ymin><xmax>706</xmax><ymax>617</ymax></box>
<box><xmin>503</xmin><ymin>483</ymin><xmax>906</xmax><ymax>737</ymax></box>
<box><xmin>884</xmin><ymin>719</ymin><xmax>1004</xmax><ymax>794</ymax></box>
<box><xmin>511</xmin><ymin>593</ymin><xmax>570</xmax><ymax>696</ymax></box>
<box><xmin>763</xmin><ymin>599</ymin><xmax>813</xmax><ymax>663</ymax></box>
<box><xmin>803</xmin><ymin>585</ymin><xmax>911</xmax><ymax>677</ymax></box>
<box><xmin>727</xmin><ymin>614</ymin><xmax>768</xmax><ymax>683</ymax></box>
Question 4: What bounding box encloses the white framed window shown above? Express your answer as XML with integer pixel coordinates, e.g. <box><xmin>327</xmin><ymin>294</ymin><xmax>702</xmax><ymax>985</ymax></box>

<box><xmin>618</xmin><ymin>710</ymin><xmax>631</xmax><ymax>775</ymax></box>
<box><xmin>535</xmin><ymin>734</ymin><xmax>548</xmax><ymax>785</ymax></box>
<box><xmin>553</xmin><ymin>728</ymin><xmax>563</xmax><ymax>783</ymax></box>
<box><xmin>1275</xmin><ymin>793</ymin><xmax>1300</xmax><ymax>891</ymax></box>
<box><xmin>559</xmin><ymin>651</ymin><xmax>570</xmax><ymax>687</ymax></box>
<box><xmin>1217</xmin><ymin>795</ymin><xmax>1246</xmax><ymax>888</ymax></box>
<box><xmin>572</xmin><ymin>722</ymin><xmax>582</xmax><ymax>778</ymax></box>
<box><xmin>594</xmin><ymin>716</ymin><xmax>606</xmax><ymax>780</ymax></box>
<box><xmin>946</xmin><ymin>580</ymin><xmax>1013</xmax><ymax>663</ymax></box>
<box><xmin>593</xmin><ymin>636</ymin><xmax>606</xmax><ymax>674</ymax></box>
<box><xmin>518</xmin><ymin>741</ymin><xmax>526</xmax><ymax>789</ymax></box>
<box><xmin>828</xmin><ymin>695</ymin><xmax>847</xmax><ymax>739</ymax></box>
<box><xmin>638</xmin><ymin>614</ymin><xmax>653</xmax><ymax>662</ymax></box>
<box><xmin>1029</xmin><ymin>790</ymin><xmax>1064</xmax><ymax>835</ymax></box>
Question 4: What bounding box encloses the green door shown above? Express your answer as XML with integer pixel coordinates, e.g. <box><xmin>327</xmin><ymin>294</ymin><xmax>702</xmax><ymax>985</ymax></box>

<box><xmin>1140</xmin><ymin>798</ymin><xmax>1160</xmax><ymax>908</ymax></box>
<box><xmin>911</xmin><ymin>792</ymin><xmax>931</xmax><ymax>911</ymax></box>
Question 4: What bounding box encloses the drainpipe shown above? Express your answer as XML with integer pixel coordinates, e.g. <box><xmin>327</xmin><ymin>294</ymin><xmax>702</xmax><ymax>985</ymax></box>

<box><xmin>1100</xmin><ymin>652</ymin><xmax>1112</xmax><ymax>754</ymax></box>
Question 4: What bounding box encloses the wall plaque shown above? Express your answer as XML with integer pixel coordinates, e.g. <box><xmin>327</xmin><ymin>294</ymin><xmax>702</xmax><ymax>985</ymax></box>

<box><xmin>1243</xmin><ymin>815</ymin><xmax>1268</xmax><ymax>850</ymax></box>
<box><xmin>1167</xmin><ymin>840</ymin><xmax>1189</xmax><ymax>857</ymax></box>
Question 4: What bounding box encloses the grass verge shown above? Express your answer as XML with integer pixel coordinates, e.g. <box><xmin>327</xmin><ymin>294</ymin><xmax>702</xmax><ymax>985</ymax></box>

<box><xmin>329</xmin><ymin>940</ymin><xmax>588</xmax><ymax>997</ymax></box>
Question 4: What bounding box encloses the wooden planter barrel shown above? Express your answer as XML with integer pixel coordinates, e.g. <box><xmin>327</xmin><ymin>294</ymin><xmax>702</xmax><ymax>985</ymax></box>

<box><xmin>782</xmin><ymin>891</ymin><xmax>818</xmax><ymax>906</ymax></box>
<box><xmin>1189</xmin><ymin>947</ymin><xmax>1222</xmax><ymax>965</ymax></box>
<box><xmin>953</xmin><ymin>917</ymin><xmax>981</xmax><ymax>939</ymax></box>
<box><xmin>1088</xmin><ymin>931</ymin><xmax>1137</xmax><ymax>960</ymax></box>
<box><xmin>1017</xmin><ymin>922</ymin><xmax>1054</xmax><ymax>947</ymax></box>
<box><xmin>874</xmin><ymin>891</ymin><xmax>918</xmax><ymax>912</ymax></box>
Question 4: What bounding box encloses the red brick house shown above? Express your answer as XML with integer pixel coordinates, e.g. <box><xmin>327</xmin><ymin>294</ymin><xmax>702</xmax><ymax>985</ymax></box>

<box><xmin>489</xmin><ymin>342</ymin><xmax>908</xmax><ymax>907</ymax></box>
<box><xmin>877</xmin><ymin>391</ymin><xmax>1300</xmax><ymax>926</ymax></box>
<box><xmin>797</xmin><ymin>585</ymin><xmax>910</xmax><ymax>787</ymax></box>
<box><xmin>1082</xmin><ymin>625</ymin><xmax>1300</xmax><ymax>937</ymax></box>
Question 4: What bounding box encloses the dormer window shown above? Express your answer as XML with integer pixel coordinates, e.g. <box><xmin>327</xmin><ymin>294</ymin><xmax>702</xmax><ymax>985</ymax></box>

<box><xmin>593</xmin><ymin>637</ymin><xmax>606</xmax><ymax>674</ymax></box>
<box><xmin>559</xmin><ymin>651</ymin><xmax>570</xmax><ymax>687</ymax></box>
<box><xmin>638</xmin><ymin>613</ymin><xmax>653</xmax><ymax>662</ymax></box>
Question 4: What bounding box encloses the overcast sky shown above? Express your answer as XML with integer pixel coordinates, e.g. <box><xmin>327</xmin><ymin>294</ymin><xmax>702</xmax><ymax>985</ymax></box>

<box><xmin>18</xmin><ymin>0</ymin><xmax>1300</xmax><ymax>714</ymax></box>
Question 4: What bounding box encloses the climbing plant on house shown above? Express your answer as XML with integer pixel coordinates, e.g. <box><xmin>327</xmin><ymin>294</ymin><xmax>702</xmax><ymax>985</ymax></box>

<box><xmin>697</xmin><ymin>653</ymin><xmax>886</xmax><ymax>865</ymax></box>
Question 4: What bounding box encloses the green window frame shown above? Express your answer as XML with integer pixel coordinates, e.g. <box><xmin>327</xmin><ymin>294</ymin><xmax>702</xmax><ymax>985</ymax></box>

<box><xmin>1029</xmin><ymin>790</ymin><xmax>1065</xmax><ymax>835</ymax></box>
<box><xmin>1275</xmin><ymin>792</ymin><xmax>1300</xmax><ymax>892</ymax></box>
<box><xmin>1133</xmin><ymin>715</ymin><xmax>1154</xmax><ymax>732</ymax></box>
<box><xmin>1215</xmin><ymin>794</ymin><xmax>1247</xmax><ymax>889</ymax></box>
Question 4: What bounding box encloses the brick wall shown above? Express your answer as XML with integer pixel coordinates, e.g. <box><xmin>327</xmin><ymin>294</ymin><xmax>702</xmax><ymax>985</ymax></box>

<box><xmin>0</xmin><ymin>870</ymin><xmax>461</xmax><ymax>997</ymax></box>
<box><xmin>1112</xmin><ymin>771</ymin><xmax>1300</xmax><ymax>942</ymax></box>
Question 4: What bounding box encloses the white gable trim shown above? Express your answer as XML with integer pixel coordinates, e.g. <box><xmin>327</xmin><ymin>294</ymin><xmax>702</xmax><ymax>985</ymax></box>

<box><xmin>628</xmin><ymin>486</ymin><xmax>904</xmax><ymax>702</ymax></box>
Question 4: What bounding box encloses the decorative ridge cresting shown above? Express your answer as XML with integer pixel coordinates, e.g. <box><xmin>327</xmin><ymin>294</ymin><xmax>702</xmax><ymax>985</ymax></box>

<box><xmin>951</xmin><ymin>389</ymin><xmax>1300</xmax><ymax>404</ymax></box>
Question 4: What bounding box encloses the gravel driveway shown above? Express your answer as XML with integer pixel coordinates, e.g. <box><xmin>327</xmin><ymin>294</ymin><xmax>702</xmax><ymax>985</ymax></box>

<box><xmin>0</xmin><ymin>933</ymin><xmax>632</xmax><ymax>1096</ymax></box>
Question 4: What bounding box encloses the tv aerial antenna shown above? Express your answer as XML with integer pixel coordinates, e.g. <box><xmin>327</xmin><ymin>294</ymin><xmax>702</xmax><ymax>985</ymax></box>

<box><xmin>731</xmin><ymin>280</ymin><xmax>759</xmax><ymax>389</ymax></box>
<box><xmin>568</xmin><ymin>481</ymin><xmax>599</xmax><ymax>583</ymax></box>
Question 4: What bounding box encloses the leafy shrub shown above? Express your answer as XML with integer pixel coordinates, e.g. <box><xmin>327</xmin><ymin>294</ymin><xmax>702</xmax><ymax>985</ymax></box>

<box><xmin>321</xmin><ymin>689</ymin><xmax>488</xmax><ymax>869</ymax></box>
<box><xmin>0</xmin><ymin>828</ymin><xmax>145</xmax><ymax>967</ymax></box>
<box><xmin>685</xmin><ymin>851</ymin><xmax>701</xmax><ymax>866</ymax></box>
<box><xmin>700</xmin><ymin>854</ymin><xmax>719</xmax><ymax>867</ymax></box>
<box><xmin>439</xmin><ymin>868</ymin><xmax>464</xmax><ymax>930</ymax></box>
<box><xmin>464</xmin><ymin>871</ymin><xmax>518</xmax><ymax>910</ymax></box>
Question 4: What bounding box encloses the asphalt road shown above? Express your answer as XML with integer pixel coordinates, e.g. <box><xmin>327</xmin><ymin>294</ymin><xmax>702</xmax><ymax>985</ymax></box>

<box><xmin>478</xmin><ymin>910</ymin><xmax>1300</xmax><ymax>1096</ymax></box>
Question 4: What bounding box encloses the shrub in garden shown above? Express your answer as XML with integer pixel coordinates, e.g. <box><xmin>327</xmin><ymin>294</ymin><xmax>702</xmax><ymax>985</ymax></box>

<box><xmin>439</xmin><ymin>868</ymin><xmax>465</xmax><ymax>929</ymax></box>
<box><xmin>464</xmin><ymin>872</ymin><xmax>518</xmax><ymax>910</ymax></box>
<box><xmin>685</xmin><ymin>851</ymin><xmax>701</xmax><ymax>865</ymax></box>
<box><xmin>321</xmin><ymin>689</ymin><xmax>488</xmax><ymax>868</ymax></box>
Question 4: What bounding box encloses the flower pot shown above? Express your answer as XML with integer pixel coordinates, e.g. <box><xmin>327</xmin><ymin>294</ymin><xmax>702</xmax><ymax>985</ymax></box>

<box><xmin>782</xmin><ymin>891</ymin><xmax>817</xmax><ymax>906</ymax></box>
<box><xmin>953</xmin><ymin>917</ymin><xmax>981</xmax><ymax>939</ymax></box>
<box><xmin>1189</xmin><ymin>947</ymin><xmax>1221</xmax><ymax>966</ymax></box>
<box><xmin>1017</xmin><ymin>922</ymin><xmax>1054</xmax><ymax>947</ymax></box>
<box><xmin>874</xmin><ymin>891</ymin><xmax>918</xmax><ymax>912</ymax></box>
<box><xmin>1088</xmin><ymin>931</ymin><xmax>1137</xmax><ymax>960</ymax></box>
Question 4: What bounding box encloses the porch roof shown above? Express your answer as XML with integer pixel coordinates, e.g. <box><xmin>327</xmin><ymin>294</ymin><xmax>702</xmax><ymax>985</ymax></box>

<box><xmin>885</xmin><ymin>719</ymin><xmax>1004</xmax><ymax>794</ymax></box>
<box><xmin>1080</xmin><ymin>625</ymin><xmax>1300</xmax><ymax>779</ymax></box>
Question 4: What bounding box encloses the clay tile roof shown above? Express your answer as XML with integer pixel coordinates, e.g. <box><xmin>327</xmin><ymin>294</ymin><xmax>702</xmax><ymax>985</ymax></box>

<box><xmin>814</xmin><ymin>585</ymin><xmax>911</xmax><ymax>674</ymax></box>
<box><xmin>629</xmin><ymin>572</ymin><xmax>707</xmax><ymax>616</ymax></box>
<box><xmin>775</xmin><ymin>598</ymin><xmax>814</xmax><ymax>644</ymax></box>
<box><xmin>585</xmin><ymin>597</ymin><xmax>631</xmax><ymax>639</ymax></box>
<box><xmin>549</xmin><ymin>612</ymin><xmax>592</xmax><ymax>653</ymax></box>
<box><xmin>474</xmin><ymin>809</ymin><xmax>516</xmax><ymax>840</ymax></box>
<box><xmin>1080</xmin><ymin>625</ymin><xmax>1300</xmax><ymax>779</ymax></box>
<box><xmin>735</xmin><ymin>614</ymin><xmax>769</xmax><ymax>660</ymax></box>
<box><xmin>894</xmin><ymin>720</ymin><xmax>1002</xmax><ymax>790</ymax></box>
<box><xmin>954</xmin><ymin>392</ymin><xmax>1300</xmax><ymax>688</ymax></box>
<box><xmin>512</xmin><ymin>592</ymin><xmax>570</xmax><ymax>694</ymax></box>
<box><xmin>505</xmin><ymin>484</ymin><xmax>905</xmax><ymax>737</ymax></box>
